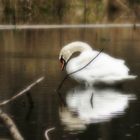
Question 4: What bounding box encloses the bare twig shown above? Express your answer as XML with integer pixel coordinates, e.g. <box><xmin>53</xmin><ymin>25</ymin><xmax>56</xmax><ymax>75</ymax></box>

<box><xmin>45</xmin><ymin>127</ymin><xmax>55</xmax><ymax>140</ymax></box>
<box><xmin>0</xmin><ymin>77</ymin><xmax>45</xmax><ymax>107</ymax></box>
<box><xmin>0</xmin><ymin>109</ymin><xmax>24</xmax><ymax>140</ymax></box>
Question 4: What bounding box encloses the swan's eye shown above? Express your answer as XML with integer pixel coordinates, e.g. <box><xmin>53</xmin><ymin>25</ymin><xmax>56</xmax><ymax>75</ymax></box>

<box><xmin>60</xmin><ymin>55</ymin><xmax>64</xmax><ymax>62</ymax></box>
<box><xmin>60</xmin><ymin>56</ymin><xmax>65</xmax><ymax>63</ymax></box>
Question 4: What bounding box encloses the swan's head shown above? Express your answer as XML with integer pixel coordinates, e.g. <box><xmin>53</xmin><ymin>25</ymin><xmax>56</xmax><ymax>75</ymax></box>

<box><xmin>59</xmin><ymin>41</ymin><xmax>92</xmax><ymax>70</ymax></box>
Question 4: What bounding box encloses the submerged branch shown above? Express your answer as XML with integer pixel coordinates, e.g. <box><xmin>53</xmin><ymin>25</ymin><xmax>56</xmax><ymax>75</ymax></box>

<box><xmin>45</xmin><ymin>127</ymin><xmax>55</xmax><ymax>140</ymax></box>
<box><xmin>0</xmin><ymin>77</ymin><xmax>45</xmax><ymax>107</ymax></box>
<box><xmin>0</xmin><ymin>109</ymin><xmax>24</xmax><ymax>140</ymax></box>
<box><xmin>90</xmin><ymin>92</ymin><xmax>94</xmax><ymax>108</ymax></box>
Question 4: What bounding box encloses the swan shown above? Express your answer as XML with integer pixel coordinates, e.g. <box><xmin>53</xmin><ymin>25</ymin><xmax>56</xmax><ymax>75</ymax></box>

<box><xmin>59</xmin><ymin>41</ymin><xmax>137</xmax><ymax>86</ymax></box>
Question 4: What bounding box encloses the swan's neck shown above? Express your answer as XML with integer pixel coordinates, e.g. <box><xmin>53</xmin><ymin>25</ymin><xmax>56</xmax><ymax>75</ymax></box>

<box><xmin>66</xmin><ymin>42</ymin><xmax>92</xmax><ymax>54</ymax></box>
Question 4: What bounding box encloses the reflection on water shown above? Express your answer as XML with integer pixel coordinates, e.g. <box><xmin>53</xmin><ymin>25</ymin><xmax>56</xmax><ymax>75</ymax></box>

<box><xmin>60</xmin><ymin>86</ymin><xmax>136</xmax><ymax>132</ymax></box>
<box><xmin>0</xmin><ymin>28</ymin><xmax>139</xmax><ymax>139</ymax></box>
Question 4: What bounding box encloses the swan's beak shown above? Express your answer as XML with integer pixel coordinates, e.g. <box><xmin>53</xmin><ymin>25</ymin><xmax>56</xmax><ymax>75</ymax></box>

<box><xmin>60</xmin><ymin>58</ymin><xmax>66</xmax><ymax>71</ymax></box>
<box><xmin>61</xmin><ymin>60</ymin><xmax>65</xmax><ymax>71</ymax></box>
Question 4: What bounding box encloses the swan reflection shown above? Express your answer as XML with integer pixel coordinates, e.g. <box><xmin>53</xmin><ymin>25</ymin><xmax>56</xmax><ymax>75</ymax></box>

<box><xmin>59</xmin><ymin>86</ymin><xmax>136</xmax><ymax>131</ymax></box>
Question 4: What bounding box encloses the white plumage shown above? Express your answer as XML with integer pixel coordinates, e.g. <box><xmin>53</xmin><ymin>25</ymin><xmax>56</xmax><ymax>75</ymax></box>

<box><xmin>59</xmin><ymin>41</ymin><xmax>137</xmax><ymax>86</ymax></box>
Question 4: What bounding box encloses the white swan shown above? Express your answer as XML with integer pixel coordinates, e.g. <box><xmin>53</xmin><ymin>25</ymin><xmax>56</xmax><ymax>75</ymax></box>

<box><xmin>59</xmin><ymin>41</ymin><xmax>137</xmax><ymax>86</ymax></box>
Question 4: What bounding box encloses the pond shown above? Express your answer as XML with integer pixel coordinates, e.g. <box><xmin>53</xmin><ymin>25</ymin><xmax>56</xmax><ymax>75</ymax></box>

<box><xmin>0</xmin><ymin>27</ymin><xmax>139</xmax><ymax>140</ymax></box>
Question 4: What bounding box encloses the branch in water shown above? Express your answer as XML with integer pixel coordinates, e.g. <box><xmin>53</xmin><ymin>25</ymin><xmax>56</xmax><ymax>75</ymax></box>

<box><xmin>0</xmin><ymin>109</ymin><xmax>24</xmax><ymax>140</ymax></box>
<box><xmin>45</xmin><ymin>127</ymin><xmax>55</xmax><ymax>140</ymax></box>
<box><xmin>90</xmin><ymin>92</ymin><xmax>94</xmax><ymax>108</ymax></box>
<box><xmin>0</xmin><ymin>77</ymin><xmax>45</xmax><ymax>107</ymax></box>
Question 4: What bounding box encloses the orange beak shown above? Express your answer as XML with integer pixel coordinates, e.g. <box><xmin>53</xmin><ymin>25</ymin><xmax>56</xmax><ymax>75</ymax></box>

<box><xmin>60</xmin><ymin>58</ymin><xmax>66</xmax><ymax>71</ymax></box>
<box><xmin>60</xmin><ymin>60</ymin><xmax>65</xmax><ymax>71</ymax></box>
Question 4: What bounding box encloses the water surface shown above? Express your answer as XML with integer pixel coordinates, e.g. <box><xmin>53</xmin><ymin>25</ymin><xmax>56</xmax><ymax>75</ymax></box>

<box><xmin>0</xmin><ymin>27</ymin><xmax>139</xmax><ymax>140</ymax></box>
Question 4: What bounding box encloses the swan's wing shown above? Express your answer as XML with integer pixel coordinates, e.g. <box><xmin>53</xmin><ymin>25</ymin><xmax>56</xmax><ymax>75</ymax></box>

<box><xmin>75</xmin><ymin>51</ymin><xmax>130</xmax><ymax>78</ymax></box>
<box><xmin>67</xmin><ymin>50</ymin><xmax>136</xmax><ymax>83</ymax></box>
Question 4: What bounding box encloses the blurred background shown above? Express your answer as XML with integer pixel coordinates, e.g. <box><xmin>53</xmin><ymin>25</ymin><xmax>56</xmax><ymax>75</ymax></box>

<box><xmin>0</xmin><ymin>0</ymin><xmax>139</xmax><ymax>24</ymax></box>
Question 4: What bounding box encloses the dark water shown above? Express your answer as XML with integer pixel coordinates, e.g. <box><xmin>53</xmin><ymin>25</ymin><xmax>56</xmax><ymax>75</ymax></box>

<box><xmin>0</xmin><ymin>28</ymin><xmax>139</xmax><ymax>140</ymax></box>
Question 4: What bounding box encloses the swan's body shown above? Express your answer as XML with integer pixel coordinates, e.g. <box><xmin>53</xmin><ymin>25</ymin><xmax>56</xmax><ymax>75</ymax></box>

<box><xmin>59</xmin><ymin>41</ymin><xmax>137</xmax><ymax>86</ymax></box>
